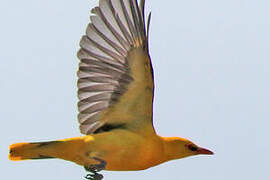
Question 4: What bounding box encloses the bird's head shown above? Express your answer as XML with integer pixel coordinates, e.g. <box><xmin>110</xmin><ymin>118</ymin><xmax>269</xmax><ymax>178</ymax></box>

<box><xmin>162</xmin><ymin>137</ymin><xmax>214</xmax><ymax>160</ymax></box>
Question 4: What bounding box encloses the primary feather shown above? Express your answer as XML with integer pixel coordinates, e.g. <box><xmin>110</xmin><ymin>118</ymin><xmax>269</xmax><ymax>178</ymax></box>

<box><xmin>77</xmin><ymin>0</ymin><xmax>153</xmax><ymax>135</ymax></box>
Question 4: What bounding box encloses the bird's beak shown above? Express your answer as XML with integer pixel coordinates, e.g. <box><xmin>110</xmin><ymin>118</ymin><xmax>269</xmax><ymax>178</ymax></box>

<box><xmin>197</xmin><ymin>147</ymin><xmax>214</xmax><ymax>155</ymax></box>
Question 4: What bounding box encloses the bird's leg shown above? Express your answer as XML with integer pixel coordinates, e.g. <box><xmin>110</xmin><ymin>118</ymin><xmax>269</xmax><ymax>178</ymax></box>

<box><xmin>84</xmin><ymin>157</ymin><xmax>107</xmax><ymax>180</ymax></box>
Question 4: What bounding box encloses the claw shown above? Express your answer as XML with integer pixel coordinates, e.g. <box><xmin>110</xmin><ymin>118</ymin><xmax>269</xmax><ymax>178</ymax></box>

<box><xmin>85</xmin><ymin>173</ymin><xmax>103</xmax><ymax>180</ymax></box>
<box><xmin>85</xmin><ymin>174</ymin><xmax>92</xmax><ymax>180</ymax></box>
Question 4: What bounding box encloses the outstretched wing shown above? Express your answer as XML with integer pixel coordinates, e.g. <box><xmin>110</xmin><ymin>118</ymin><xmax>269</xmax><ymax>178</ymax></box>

<box><xmin>77</xmin><ymin>0</ymin><xmax>154</xmax><ymax>135</ymax></box>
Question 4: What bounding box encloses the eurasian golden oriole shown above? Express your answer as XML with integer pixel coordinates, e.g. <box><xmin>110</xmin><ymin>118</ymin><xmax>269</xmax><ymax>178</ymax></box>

<box><xmin>9</xmin><ymin>0</ymin><xmax>213</xmax><ymax>179</ymax></box>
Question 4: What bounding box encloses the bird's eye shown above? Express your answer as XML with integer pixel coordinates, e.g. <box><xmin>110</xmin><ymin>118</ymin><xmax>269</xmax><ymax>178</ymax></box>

<box><xmin>187</xmin><ymin>144</ymin><xmax>198</xmax><ymax>151</ymax></box>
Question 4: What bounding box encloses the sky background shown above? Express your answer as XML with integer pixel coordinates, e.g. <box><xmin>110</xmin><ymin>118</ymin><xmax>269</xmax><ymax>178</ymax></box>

<box><xmin>1</xmin><ymin>0</ymin><xmax>270</xmax><ymax>179</ymax></box>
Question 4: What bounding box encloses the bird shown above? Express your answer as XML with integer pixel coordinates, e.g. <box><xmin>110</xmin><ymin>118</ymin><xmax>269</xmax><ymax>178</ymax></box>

<box><xmin>9</xmin><ymin>0</ymin><xmax>213</xmax><ymax>179</ymax></box>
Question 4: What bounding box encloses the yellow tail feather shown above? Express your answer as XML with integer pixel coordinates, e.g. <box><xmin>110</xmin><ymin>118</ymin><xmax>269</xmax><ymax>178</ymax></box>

<box><xmin>9</xmin><ymin>142</ymin><xmax>54</xmax><ymax>161</ymax></box>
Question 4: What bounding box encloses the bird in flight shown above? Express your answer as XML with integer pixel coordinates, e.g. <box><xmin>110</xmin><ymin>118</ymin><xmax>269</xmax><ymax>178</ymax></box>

<box><xmin>9</xmin><ymin>0</ymin><xmax>213</xmax><ymax>179</ymax></box>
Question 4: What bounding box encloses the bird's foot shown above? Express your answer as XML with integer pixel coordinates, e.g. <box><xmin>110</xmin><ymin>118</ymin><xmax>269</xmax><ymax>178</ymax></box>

<box><xmin>84</xmin><ymin>157</ymin><xmax>107</xmax><ymax>180</ymax></box>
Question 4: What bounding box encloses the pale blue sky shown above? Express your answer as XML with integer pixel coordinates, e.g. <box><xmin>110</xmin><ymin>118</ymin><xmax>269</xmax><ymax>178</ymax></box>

<box><xmin>1</xmin><ymin>0</ymin><xmax>270</xmax><ymax>179</ymax></box>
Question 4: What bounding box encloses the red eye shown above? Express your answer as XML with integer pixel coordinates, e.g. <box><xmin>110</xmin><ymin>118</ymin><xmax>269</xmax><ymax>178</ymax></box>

<box><xmin>187</xmin><ymin>144</ymin><xmax>198</xmax><ymax>152</ymax></box>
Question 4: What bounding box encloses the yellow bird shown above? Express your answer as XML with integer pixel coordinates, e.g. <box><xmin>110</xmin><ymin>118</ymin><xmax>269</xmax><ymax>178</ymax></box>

<box><xmin>9</xmin><ymin>0</ymin><xmax>213</xmax><ymax>179</ymax></box>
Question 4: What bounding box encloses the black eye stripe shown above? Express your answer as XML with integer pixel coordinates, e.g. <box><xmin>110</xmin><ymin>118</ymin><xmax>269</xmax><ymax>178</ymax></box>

<box><xmin>190</xmin><ymin>146</ymin><xmax>198</xmax><ymax>151</ymax></box>
<box><xmin>187</xmin><ymin>144</ymin><xmax>198</xmax><ymax>151</ymax></box>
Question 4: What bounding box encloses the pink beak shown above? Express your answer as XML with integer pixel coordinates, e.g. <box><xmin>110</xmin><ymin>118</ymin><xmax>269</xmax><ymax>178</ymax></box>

<box><xmin>197</xmin><ymin>147</ymin><xmax>214</xmax><ymax>155</ymax></box>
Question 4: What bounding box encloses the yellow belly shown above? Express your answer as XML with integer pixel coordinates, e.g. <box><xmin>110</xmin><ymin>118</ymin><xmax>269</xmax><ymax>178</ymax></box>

<box><xmin>83</xmin><ymin>130</ymin><xmax>165</xmax><ymax>171</ymax></box>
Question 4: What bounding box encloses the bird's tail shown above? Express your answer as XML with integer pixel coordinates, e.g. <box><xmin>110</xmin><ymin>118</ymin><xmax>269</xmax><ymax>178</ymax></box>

<box><xmin>9</xmin><ymin>141</ymin><xmax>57</xmax><ymax>161</ymax></box>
